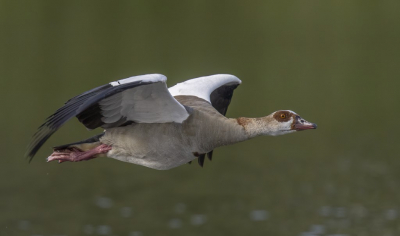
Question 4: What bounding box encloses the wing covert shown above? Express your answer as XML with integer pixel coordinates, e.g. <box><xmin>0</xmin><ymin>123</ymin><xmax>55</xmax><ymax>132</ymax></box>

<box><xmin>168</xmin><ymin>74</ymin><xmax>241</xmax><ymax>103</ymax></box>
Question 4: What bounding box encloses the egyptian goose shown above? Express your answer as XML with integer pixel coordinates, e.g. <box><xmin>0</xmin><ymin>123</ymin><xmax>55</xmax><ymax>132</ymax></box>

<box><xmin>26</xmin><ymin>74</ymin><xmax>317</xmax><ymax>170</ymax></box>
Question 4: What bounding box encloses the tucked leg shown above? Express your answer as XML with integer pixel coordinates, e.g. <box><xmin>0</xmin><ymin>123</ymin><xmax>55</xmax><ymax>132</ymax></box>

<box><xmin>47</xmin><ymin>144</ymin><xmax>112</xmax><ymax>163</ymax></box>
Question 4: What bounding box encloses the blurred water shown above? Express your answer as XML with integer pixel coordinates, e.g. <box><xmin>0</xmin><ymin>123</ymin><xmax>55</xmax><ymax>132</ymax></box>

<box><xmin>190</xmin><ymin>214</ymin><xmax>207</xmax><ymax>226</ymax></box>
<box><xmin>120</xmin><ymin>206</ymin><xmax>132</xmax><ymax>218</ymax></box>
<box><xmin>95</xmin><ymin>196</ymin><xmax>114</xmax><ymax>209</ymax></box>
<box><xmin>250</xmin><ymin>210</ymin><xmax>269</xmax><ymax>221</ymax></box>
<box><xmin>1</xmin><ymin>1</ymin><xmax>400</xmax><ymax>235</ymax></box>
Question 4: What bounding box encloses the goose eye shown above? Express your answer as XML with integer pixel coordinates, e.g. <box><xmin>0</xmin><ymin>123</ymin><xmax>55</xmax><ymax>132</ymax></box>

<box><xmin>280</xmin><ymin>113</ymin><xmax>286</xmax><ymax>119</ymax></box>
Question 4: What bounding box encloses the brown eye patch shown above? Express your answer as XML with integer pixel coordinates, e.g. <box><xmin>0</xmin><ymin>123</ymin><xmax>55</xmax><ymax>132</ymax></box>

<box><xmin>273</xmin><ymin>111</ymin><xmax>292</xmax><ymax>122</ymax></box>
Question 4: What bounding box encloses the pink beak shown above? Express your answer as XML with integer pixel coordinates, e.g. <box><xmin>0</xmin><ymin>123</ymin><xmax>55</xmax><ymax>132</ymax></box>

<box><xmin>293</xmin><ymin>117</ymin><xmax>317</xmax><ymax>131</ymax></box>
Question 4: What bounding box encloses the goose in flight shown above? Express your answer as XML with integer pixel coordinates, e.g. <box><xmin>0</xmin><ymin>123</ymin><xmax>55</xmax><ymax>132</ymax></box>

<box><xmin>26</xmin><ymin>74</ymin><xmax>317</xmax><ymax>170</ymax></box>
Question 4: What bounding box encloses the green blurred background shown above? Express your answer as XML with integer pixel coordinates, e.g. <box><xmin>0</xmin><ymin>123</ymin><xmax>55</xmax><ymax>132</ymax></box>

<box><xmin>1</xmin><ymin>1</ymin><xmax>400</xmax><ymax>235</ymax></box>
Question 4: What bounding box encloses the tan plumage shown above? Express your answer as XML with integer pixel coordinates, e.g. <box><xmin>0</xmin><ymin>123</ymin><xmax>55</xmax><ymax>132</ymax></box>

<box><xmin>100</xmin><ymin>96</ymin><xmax>245</xmax><ymax>170</ymax></box>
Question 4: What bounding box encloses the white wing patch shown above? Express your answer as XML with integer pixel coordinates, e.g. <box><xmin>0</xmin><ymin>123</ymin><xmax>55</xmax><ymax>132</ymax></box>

<box><xmin>101</xmin><ymin>75</ymin><xmax>189</xmax><ymax>124</ymax></box>
<box><xmin>168</xmin><ymin>74</ymin><xmax>242</xmax><ymax>103</ymax></box>
<box><xmin>109</xmin><ymin>74</ymin><xmax>167</xmax><ymax>86</ymax></box>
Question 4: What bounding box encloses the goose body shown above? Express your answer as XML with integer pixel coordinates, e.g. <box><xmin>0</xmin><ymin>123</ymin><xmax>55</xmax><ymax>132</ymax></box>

<box><xmin>26</xmin><ymin>74</ymin><xmax>317</xmax><ymax>170</ymax></box>
<box><xmin>101</xmin><ymin>96</ymin><xmax>245</xmax><ymax>170</ymax></box>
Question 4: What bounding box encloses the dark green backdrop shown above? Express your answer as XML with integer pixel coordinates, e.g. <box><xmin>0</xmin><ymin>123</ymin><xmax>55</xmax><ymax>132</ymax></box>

<box><xmin>1</xmin><ymin>1</ymin><xmax>400</xmax><ymax>235</ymax></box>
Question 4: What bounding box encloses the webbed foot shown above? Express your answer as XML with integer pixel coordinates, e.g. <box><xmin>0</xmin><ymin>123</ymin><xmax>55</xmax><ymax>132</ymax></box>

<box><xmin>47</xmin><ymin>144</ymin><xmax>112</xmax><ymax>163</ymax></box>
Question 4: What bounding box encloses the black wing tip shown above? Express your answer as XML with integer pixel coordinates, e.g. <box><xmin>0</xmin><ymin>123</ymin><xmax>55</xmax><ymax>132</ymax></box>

<box><xmin>210</xmin><ymin>84</ymin><xmax>240</xmax><ymax>116</ymax></box>
<box><xmin>25</xmin><ymin>144</ymin><xmax>41</xmax><ymax>163</ymax></box>
<box><xmin>198</xmin><ymin>154</ymin><xmax>206</xmax><ymax>167</ymax></box>
<box><xmin>207</xmin><ymin>151</ymin><xmax>213</xmax><ymax>161</ymax></box>
<box><xmin>25</xmin><ymin>148</ymin><xmax>38</xmax><ymax>163</ymax></box>
<box><xmin>25</xmin><ymin>126</ymin><xmax>56</xmax><ymax>163</ymax></box>
<box><xmin>27</xmin><ymin>155</ymin><xmax>34</xmax><ymax>163</ymax></box>
<box><xmin>24</xmin><ymin>83</ymin><xmax>113</xmax><ymax>163</ymax></box>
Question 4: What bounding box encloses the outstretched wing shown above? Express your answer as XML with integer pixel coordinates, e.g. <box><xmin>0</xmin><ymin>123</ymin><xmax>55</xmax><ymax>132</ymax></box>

<box><xmin>169</xmin><ymin>74</ymin><xmax>241</xmax><ymax>165</ymax></box>
<box><xmin>27</xmin><ymin>74</ymin><xmax>189</xmax><ymax>161</ymax></box>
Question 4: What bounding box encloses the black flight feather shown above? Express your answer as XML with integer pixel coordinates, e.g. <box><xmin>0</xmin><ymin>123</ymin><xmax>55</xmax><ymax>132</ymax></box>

<box><xmin>198</xmin><ymin>154</ymin><xmax>206</xmax><ymax>167</ymax></box>
<box><xmin>209</xmin><ymin>84</ymin><xmax>239</xmax><ymax>116</ymax></box>
<box><xmin>206</xmin><ymin>151</ymin><xmax>213</xmax><ymax>161</ymax></box>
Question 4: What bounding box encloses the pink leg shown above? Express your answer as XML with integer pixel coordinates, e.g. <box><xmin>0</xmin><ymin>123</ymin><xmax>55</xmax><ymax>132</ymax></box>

<box><xmin>47</xmin><ymin>144</ymin><xmax>112</xmax><ymax>163</ymax></box>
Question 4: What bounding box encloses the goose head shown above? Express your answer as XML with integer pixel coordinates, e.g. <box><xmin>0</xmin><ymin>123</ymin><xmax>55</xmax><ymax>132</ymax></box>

<box><xmin>263</xmin><ymin>110</ymin><xmax>317</xmax><ymax>136</ymax></box>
